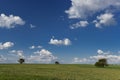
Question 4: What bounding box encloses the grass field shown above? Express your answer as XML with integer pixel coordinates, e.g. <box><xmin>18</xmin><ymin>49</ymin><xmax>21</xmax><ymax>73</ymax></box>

<box><xmin>0</xmin><ymin>64</ymin><xmax>120</xmax><ymax>80</ymax></box>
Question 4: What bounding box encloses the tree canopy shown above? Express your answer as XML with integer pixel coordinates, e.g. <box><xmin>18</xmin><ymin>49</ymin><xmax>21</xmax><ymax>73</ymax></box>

<box><xmin>18</xmin><ymin>58</ymin><xmax>25</xmax><ymax>64</ymax></box>
<box><xmin>95</xmin><ymin>58</ymin><xmax>108</xmax><ymax>67</ymax></box>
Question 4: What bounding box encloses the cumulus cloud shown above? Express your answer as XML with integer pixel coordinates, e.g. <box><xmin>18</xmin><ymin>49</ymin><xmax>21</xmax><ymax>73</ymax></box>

<box><xmin>65</xmin><ymin>0</ymin><xmax>120</xmax><ymax>19</ymax></box>
<box><xmin>29</xmin><ymin>45</ymin><xmax>42</xmax><ymax>49</ymax></box>
<box><xmin>93</xmin><ymin>13</ymin><xmax>116</xmax><ymax>28</ymax></box>
<box><xmin>0</xmin><ymin>13</ymin><xmax>25</xmax><ymax>29</ymax></box>
<box><xmin>66</xmin><ymin>0</ymin><xmax>120</xmax><ymax>29</ymax></box>
<box><xmin>90</xmin><ymin>55</ymin><xmax>120</xmax><ymax>64</ymax></box>
<box><xmin>9</xmin><ymin>50</ymin><xmax>24</xmax><ymax>58</ymax></box>
<box><xmin>97</xmin><ymin>49</ymin><xmax>104</xmax><ymax>55</ymax></box>
<box><xmin>0</xmin><ymin>55</ymin><xmax>6</xmax><ymax>62</ymax></box>
<box><xmin>97</xmin><ymin>49</ymin><xmax>110</xmax><ymax>55</ymax></box>
<box><xmin>0</xmin><ymin>42</ymin><xmax>14</xmax><ymax>50</ymax></box>
<box><xmin>73</xmin><ymin>49</ymin><xmax>120</xmax><ymax>64</ymax></box>
<box><xmin>28</xmin><ymin>49</ymin><xmax>57</xmax><ymax>63</ymax></box>
<box><xmin>49</xmin><ymin>38</ymin><xmax>71</xmax><ymax>46</ymax></box>
<box><xmin>70</xmin><ymin>21</ymin><xmax>89</xmax><ymax>29</ymax></box>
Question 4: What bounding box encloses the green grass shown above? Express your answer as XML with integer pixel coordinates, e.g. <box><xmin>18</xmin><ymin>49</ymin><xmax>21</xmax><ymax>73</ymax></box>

<box><xmin>0</xmin><ymin>64</ymin><xmax>120</xmax><ymax>80</ymax></box>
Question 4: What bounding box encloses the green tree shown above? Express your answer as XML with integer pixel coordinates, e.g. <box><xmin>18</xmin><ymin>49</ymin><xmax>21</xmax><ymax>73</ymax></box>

<box><xmin>95</xmin><ymin>58</ymin><xmax>108</xmax><ymax>67</ymax></box>
<box><xmin>18</xmin><ymin>58</ymin><xmax>25</xmax><ymax>64</ymax></box>
<box><xmin>55</xmin><ymin>61</ymin><xmax>60</xmax><ymax>64</ymax></box>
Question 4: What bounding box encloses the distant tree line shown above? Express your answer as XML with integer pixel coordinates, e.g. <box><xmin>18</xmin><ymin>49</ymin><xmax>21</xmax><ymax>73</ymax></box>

<box><xmin>17</xmin><ymin>59</ymin><xmax>60</xmax><ymax>65</ymax></box>
<box><xmin>17</xmin><ymin>57</ymin><xmax>109</xmax><ymax>68</ymax></box>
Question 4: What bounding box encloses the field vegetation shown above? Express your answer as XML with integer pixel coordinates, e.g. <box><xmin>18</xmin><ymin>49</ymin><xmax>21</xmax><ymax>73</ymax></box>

<box><xmin>0</xmin><ymin>64</ymin><xmax>120</xmax><ymax>80</ymax></box>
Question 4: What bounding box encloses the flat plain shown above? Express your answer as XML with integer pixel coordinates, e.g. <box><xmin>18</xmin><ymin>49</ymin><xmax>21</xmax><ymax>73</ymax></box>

<box><xmin>0</xmin><ymin>64</ymin><xmax>120</xmax><ymax>80</ymax></box>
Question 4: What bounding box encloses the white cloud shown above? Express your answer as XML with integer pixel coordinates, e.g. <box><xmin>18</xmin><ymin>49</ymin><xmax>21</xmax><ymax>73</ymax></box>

<box><xmin>0</xmin><ymin>42</ymin><xmax>14</xmax><ymax>50</ymax></box>
<box><xmin>70</xmin><ymin>21</ymin><xmax>89</xmax><ymax>29</ymax></box>
<box><xmin>97</xmin><ymin>49</ymin><xmax>104</xmax><ymax>55</ymax></box>
<box><xmin>90</xmin><ymin>54</ymin><xmax>120</xmax><ymax>64</ymax></box>
<box><xmin>97</xmin><ymin>49</ymin><xmax>110</xmax><ymax>55</ymax></box>
<box><xmin>34</xmin><ymin>49</ymin><xmax>52</xmax><ymax>55</ymax></box>
<box><xmin>28</xmin><ymin>49</ymin><xmax>57</xmax><ymax>63</ymax></box>
<box><xmin>0</xmin><ymin>13</ymin><xmax>25</xmax><ymax>29</ymax></box>
<box><xmin>29</xmin><ymin>46</ymin><xmax>35</xmax><ymax>49</ymax></box>
<box><xmin>73</xmin><ymin>57</ymin><xmax>90</xmax><ymax>63</ymax></box>
<box><xmin>65</xmin><ymin>0</ymin><xmax>120</xmax><ymax>19</ymax></box>
<box><xmin>0</xmin><ymin>55</ymin><xmax>6</xmax><ymax>62</ymax></box>
<box><xmin>9</xmin><ymin>50</ymin><xmax>24</xmax><ymax>58</ymax></box>
<box><xmin>49</xmin><ymin>38</ymin><xmax>71</xmax><ymax>46</ymax></box>
<box><xmin>30</xmin><ymin>24</ymin><xmax>36</xmax><ymax>28</ymax></box>
<box><xmin>73</xmin><ymin>49</ymin><xmax>120</xmax><ymax>64</ymax></box>
<box><xmin>29</xmin><ymin>45</ymin><xmax>42</xmax><ymax>49</ymax></box>
<box><xmin>93</xmin><ymin>13</ymin><xmax>116</xmax><ymax>28</ymax></box>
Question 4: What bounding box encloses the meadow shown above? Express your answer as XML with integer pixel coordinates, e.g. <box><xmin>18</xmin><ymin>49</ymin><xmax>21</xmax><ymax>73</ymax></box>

<box><xmin>0</xmin><ymin>64</ymin><xmax>120</xmax><ymax>80</ymax></box>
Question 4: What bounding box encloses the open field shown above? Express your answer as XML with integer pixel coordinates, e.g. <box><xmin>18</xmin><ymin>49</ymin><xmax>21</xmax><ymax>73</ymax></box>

<box><xmin>0</xmin><ymin>64</ymin><xmax>120</xmax><ymax>80</ymax></box>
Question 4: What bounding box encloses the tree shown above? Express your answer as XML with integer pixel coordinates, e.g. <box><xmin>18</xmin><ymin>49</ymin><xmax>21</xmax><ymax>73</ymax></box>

<box><xmin>95</xmin><ymin>58</ymin><xmax>108</xmax><ymax>67</ymax></box>
<box><xmin>18</xmin><ymin>58</ymin><xmax>25</xmax><ymax>64</ymax></box>
<box><xmin>55</xmin><ymin>61</ymin><xmax>59</xmax><ymax>64</ymax></box>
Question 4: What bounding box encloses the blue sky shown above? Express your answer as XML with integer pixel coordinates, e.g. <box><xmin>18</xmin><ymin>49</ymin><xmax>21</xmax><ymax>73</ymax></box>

<box><xmin>0</xmin><ymin>0</ymin><xmax>120</xmax><ymax>64</ymax></box>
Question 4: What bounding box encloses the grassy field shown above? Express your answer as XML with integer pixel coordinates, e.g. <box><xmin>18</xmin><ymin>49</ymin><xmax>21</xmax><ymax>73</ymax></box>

<box><xmin>0</xmin><ymin>64</ymin><xmax>120</xmax><ymax>80</ymax></box>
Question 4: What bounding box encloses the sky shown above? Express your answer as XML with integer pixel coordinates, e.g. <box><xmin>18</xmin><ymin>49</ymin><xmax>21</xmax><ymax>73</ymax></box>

<box><xmin>0</xmin><ymin>0</ymin><xmax>120</xmax><ymax>64</ymax></box>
